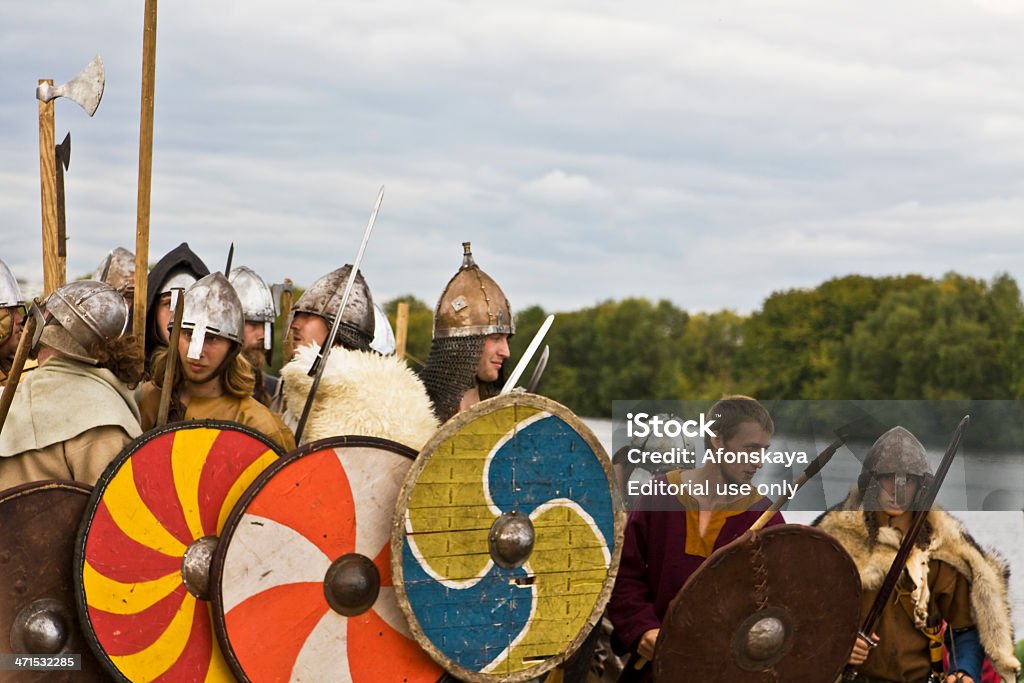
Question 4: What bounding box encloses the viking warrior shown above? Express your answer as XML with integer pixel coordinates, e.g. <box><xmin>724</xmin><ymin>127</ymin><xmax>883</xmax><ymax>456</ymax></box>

<box><xmin>138</xmin><ymin>273</ymin><xmax>296</xmax><ymax>451</ymax></box>
<box><xmin>0</xmin><ymin>280</ymin><xmax>144</xmax><ymax>489</ymax></box>
<box><xmin>93</xmin><ymin>246</ymin><xmax>136</xmax><ymax>305</ymax></box>
<box><xmin>228</xmin><ymin>265</ymin><xmax>278</xmax><ymax>406</ymax></box>
<box><xmin>814</xmin><ymin>427</ymin><xmax>1019</xmax><ymax>683</ymax></box>
<box><xmin>278</xmin><ymin>265</ymin><xmax>438</xmax><ymax>449</ymax></box>
<box><xmin>607</xmin><ymin>396</ymin><xmax>785</xmax><ymax>672</ymax></box>
<box><xmin>0</xmin><ymin>258</ymin><xmax>27</xmax><ymax>385</ymax></box>
<box><xmin>421</xmin><ymin>242</ymin><xmax>513</xmax><ymax>423</ymax></box>
<box><xmin>144</xmin><ymin>241</ymin><xmax>209</xmax><ymax>370</ymax></box>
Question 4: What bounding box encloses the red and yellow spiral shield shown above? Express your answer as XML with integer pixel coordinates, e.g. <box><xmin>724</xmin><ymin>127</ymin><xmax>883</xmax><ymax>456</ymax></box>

<box><xmin>76</xmin><ymin>421</ymin><xmax>284</xmax><ymax>683</ymax></box>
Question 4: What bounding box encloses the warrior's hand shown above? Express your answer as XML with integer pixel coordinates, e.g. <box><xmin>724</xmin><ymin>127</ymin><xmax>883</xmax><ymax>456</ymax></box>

<box><xmin>638</xmin><ymin>628</ymin><xmax>659</xmax><ymax>661</ymax></box>
<box><xmin>848</xmin><ymin>633</ymin><xmax>878</xmax><ymax>666</ymax></box>
<box><xmin>943</xmin><ymin>674</ymin><xmax>974</xmax><ymax>683</ymax></box>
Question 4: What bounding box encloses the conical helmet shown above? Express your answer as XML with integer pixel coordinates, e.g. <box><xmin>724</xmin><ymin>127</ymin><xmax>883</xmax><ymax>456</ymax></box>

<box><xmin>291</xmin><ymin>265</ymin><xmax>374</xmax><ymax>351</ymax></box>
<box><xmin>180</xmin><ymin>273</ymin><xmax>244</xmax><ymax>361</ymax></box>
<box><xmin>93</xmin><ymin>247</ymin><xmax>136</xmax><ymax>294</ymax></box>
<box><xmin>433</xmin><ymin>242</ymin><xmax>514</xmax><ymax>339</ymax></box>
<box><xmin>857</xmin><ymin>426</ymin><xmax>933</xmax><ymax>509</ymax></box>
<box><xmin>229</xmin><ymin>266</ymin><xmax>276</xmax><ymax>352</ymax></box>
<box><xmin>39</xmin><ymin>280</ymin><xmax>129</xmax><ymax>364</ymax></box>
<box><xmin>0</xmin><ymin>259</ymin><xmax>25</xmax><ymax>309</ymax></box>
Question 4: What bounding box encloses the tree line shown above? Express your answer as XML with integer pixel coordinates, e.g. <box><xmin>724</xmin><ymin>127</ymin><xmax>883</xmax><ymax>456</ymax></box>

<box><xmin>384</xmin><ymin>272</ymin><xmax>1024</xmax><ymax>417</ymax></box>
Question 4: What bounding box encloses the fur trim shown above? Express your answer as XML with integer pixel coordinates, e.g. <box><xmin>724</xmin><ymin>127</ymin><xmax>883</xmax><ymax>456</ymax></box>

<box><xmin>281</xmin><ymin>344</ymin><xmax>439</xmax><ymax>450</ymax></box>
<box><xmin>816</xmin><ymin>492</ymin><xmax>1020</xmax><ymax>681</ymax></box>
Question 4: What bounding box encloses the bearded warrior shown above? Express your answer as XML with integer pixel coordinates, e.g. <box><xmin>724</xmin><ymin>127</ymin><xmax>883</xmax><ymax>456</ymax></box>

<box><xmin>278</xmin><ymin>265</ymin><xmax>438</xmax><ymax>449</ymax></box>
<box><xmin>229</xmin><ymin>265</ymin><xmax>278</xmax><ymax>405</ymax></box>
<box><xmin>421</xmin><ymin>242</ymin><xmax>514</xmax><ymax>423</ymax></box>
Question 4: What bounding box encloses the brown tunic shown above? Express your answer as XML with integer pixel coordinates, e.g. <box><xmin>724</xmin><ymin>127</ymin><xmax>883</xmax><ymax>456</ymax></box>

<box><xmin>138</xmin><ymin>384</ymin><xmax>296</xmax><ymax>452</ymax></box>
<box><xmin>0</xmin><ymin>424</ymin><xmax>132</xmax><ymax>490</ymax></box>
<box><xmin>858</xmin><ymin>559</ymin><xmax>973</xmax><ymax>683</ymax></box>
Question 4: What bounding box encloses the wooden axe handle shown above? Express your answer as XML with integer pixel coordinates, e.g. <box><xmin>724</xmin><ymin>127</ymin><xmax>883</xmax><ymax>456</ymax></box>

<box><xmin>0</xmin><ymin>313</ymin><xmax>39</xmax><ymax>434</ymax></box>
<box><xmin>38</xmin><ymin>84</ymin><xmax>60</xmax><ymax>297</ymax></box>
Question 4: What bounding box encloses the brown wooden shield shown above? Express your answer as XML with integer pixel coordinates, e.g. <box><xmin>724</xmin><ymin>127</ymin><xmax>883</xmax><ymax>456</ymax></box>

<box><xmin>653</xmin><ymin>524</ymin><xmax>861</xmax><ymax>683</ymax></box>
<box><xmin>0</xmin><ymin>480</ymin><xmax>106</xmax><ymax>681</ymax></box>
<box><xmin>393</xmin><ymin>393</ymin><xmax>625</xmax><ymax>683</ymax></box>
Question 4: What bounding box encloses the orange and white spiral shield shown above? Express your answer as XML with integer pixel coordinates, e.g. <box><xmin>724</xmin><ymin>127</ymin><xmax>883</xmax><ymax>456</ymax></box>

<box><xmin>211</xmin><ymin>436</ymin><xmax>443</xmax><ymax>683</ymax></box>
<box><xmin>76</xmin><ymin>421</ymin><xmax>284</xmax><ymax>682</ymax></box>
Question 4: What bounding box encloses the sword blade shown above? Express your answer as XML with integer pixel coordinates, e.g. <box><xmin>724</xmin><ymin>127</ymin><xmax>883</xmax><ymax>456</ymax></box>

<box><xmin>501</xmin><ymin>314</ymin><xmax>554</xmax><ymax>394</ymax></box>
<box><xmin>295</xmin><ymin>186</ymin><xmax>384</xmax><ymax>443</ymax></box>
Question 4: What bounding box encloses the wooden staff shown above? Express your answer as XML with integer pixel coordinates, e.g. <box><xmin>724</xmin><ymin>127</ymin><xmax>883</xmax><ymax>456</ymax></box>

<box><xmin>133</xmin><ymin>0</ymin><xmax>159</xmax><ymax>351</ymax></box>
<box><xmin>0</xmin><ymin>313</ymin><xmax>40</xmax><ymax>434</ymax></box>
<box><xmin>38</xmin><ymin>83</ymin><xmax>60</xmax><ymax>297</ymax></box>
<box><xmin>156</xmin><ymin>289</ymin><xmax>184</xmax><ymax>428</ymax></box>
<box><xmin>395</xmin><ymin>301</ymin><xmax>409</xmax><ymax>360</ymax></box>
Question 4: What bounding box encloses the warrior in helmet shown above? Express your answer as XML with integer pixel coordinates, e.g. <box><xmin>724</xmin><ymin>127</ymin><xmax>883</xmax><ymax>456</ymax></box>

<box><xmin>228</xmin><ymin>265</ymin><xmax>278</xmax><ymax>406</ymax></box>
<box><xmin>93</xmin><ymin>246</ymin><xmax>136</xmax><ymax>306</ymax></box>
<box><xmin>813</xmin><ymin>426</ymin><xmax>1019</xmax><ymax>683</ymax></box>
<box><xmin>138</xmin><ymin>273</ymin><xmax>295</xmax><ymax>451</ymax></box>
<box><xmin>277</xmin><ymin>265</ymin><xmax>437</xmax><ymax>449</ymax></box>
<box><xmin>0</xmin><ymin>258</ymin><xmax>28</xmax><ymax>385</ymax></box>
<box><xmin>607</xmin><ymin>396</ymin><xmax>784</xmax><ymax>675</ymax></box>
<box><xmin>0</xmin><ymin>281</ymin><xmax>144</xmax><ymax>489</ymax></box>
<box><xmin>421</xmin><ymin>243</ymin><xmax>514</xmax><ymax>423</ymax></box>
<box><xmin>144</xmin><ymin>242</ymin><xmax>209</xmax><ymax>371</ymax></box>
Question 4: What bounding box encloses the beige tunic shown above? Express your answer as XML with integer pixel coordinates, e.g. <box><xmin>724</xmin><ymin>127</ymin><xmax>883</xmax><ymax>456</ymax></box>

<box><xmin>0</xmin><ymin>424</ymin><xmax>132</xmax><ymax>490</ymax></box>
<box><xmin>138</xmin><ymin>384</ymin><xmax>296</xmax><ymax>452</ymax></box>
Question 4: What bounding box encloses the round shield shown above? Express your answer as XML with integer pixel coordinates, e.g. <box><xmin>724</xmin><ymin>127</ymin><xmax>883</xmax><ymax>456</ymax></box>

<box><xmin>653</xmin><ymin>524</ymin><xmax>861</xmax><ymax>683</ymax></box>
<box><xmin>211</xmin><ymin>435</ymin><xmax>444</xmax><ymax>683</ymax></box>
<box><xmin>393</xmin><ymin>393</ymin><xmax>625</xmax><ymax>683</ymax></box>
<box><xmin>0</xmin><ymin>480</ymin><xmax>106</xmax><ymax>681</ymax></box>
<box><xmin>75</xmin><ymin>421</ymin><xmax>285</xmax><ymax>682</ymax></box>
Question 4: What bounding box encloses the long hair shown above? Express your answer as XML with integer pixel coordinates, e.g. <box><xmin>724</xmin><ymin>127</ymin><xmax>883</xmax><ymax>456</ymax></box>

<box><xmin>94</xmin><ymin>334</ymin><xmax>146</xmax><ymax>389</ymax></box>
<box><xmin>150</xmin><ymin>343</ymin><xmax>255</xmax><ymax>399</ymax></box>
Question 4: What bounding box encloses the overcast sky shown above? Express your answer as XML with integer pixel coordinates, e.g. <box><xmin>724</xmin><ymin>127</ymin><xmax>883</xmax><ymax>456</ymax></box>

<box><xmin>3</xmin><ymin>1</ymin><xmax>1024</xmax><ymax>313</ymax></box>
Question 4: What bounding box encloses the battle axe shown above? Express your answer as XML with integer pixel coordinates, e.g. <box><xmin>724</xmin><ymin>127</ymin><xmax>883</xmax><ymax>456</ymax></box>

<box><xmin>36</xmin><ymin>56</ymin><xmax>105</xmax><ymax>296</ymax></box>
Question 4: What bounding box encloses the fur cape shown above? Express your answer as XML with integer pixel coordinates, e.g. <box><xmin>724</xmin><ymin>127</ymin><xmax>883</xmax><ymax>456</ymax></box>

<box><xmin>815</xmin><ymin>489</ymin><xmax>1020</xmax><ymax>681</ymax></box>
<box><xmin>280</xmin><ymin>344</ymin><xmax>439</xmax><ymax>451</ymax></box>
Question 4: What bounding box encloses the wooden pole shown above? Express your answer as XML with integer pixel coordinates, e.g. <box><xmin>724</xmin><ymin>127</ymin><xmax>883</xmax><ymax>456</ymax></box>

<box><xmin>395</xmin><ymin>301</ymin><xmax>409</xmax><ymax>360</ymax></box>
<box><xmin>156</xmin><ymin>290</ymin><xmax>184</xmax><ymax>428</ymax></box>
<box><xmin>133</xmin><ymin>0</ymin><xmax>159</xmax><ymax>351</ymax></box>
<box><xmin>0</xmin><ymin>313</ymin><xmax>39</xmax><ymax>434</ymax></box>
<box><xmin>38</xmin><ymin>83</ymin><xmax>60</xmax><ymax>297</ymax></box>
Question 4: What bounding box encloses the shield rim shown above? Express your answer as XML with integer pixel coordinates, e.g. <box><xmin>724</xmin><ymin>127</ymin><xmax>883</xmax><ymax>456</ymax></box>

<box><xmin>209</xmin><ymin>434</ymin><xmax>419</xmax><ymax>683</ymax></box>
<box><xmin>73</xmin><ymin>420</ymin><xmax>286</xmax><ymax>683</ymax></box>
<box><xmin>391</xmin><ymin>392</ymin><xmax>626</xmax><ymax>683</ymax></box>
<box><xmin>652</xmin><ymin>524</ymin><xmax>862</xmax><ymax>683</ymax></box>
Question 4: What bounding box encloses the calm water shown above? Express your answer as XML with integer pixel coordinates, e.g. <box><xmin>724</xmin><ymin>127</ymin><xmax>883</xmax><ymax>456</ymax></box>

<box><xmin>584</xmin><ymin>418</ymin><xmax>1024</xmax><ymax>637</ymax></box>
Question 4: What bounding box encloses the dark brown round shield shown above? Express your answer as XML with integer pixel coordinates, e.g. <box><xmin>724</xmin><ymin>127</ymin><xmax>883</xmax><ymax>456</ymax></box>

<box><xmin>653</xmin><ymin>524</ymin><xmax>861</xmax><ymax>683</ymax></box>
<box><xmin>392</xmin><ymin>393</ymin><xmax>626</xmax><ymax>683</ymax></box>
<box><xmin>0</xmin><ymin>480</ymin><xmax>106</xmax><ymax>681</ymax></box>
<box><xmin>75</xmin><ymin>421</ymin><xmax>285</xmax><ymax>683</ymax></box>
<box><xmin>210</xmin><ymin>435</ymin><xmax>444</xmax><ymax>683</ymax></box>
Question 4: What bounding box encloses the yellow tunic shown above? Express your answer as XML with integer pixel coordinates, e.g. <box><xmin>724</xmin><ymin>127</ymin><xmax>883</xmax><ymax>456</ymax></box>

<box><xmin>138</xmin><ymin>384</ymin><xmax>296</xmax><ymax>452</ymax></box>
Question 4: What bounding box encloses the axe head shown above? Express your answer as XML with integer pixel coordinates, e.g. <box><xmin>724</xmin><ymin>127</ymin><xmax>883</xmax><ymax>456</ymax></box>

<box><xmin>55</xmin><ymin>133</ymin><xmax>71</xmax><ymax>171</ymax></box>
<box><xmin>36</xmin><ymin>55</ymin><xmax>105</xmax><ymax>116</ymax></box>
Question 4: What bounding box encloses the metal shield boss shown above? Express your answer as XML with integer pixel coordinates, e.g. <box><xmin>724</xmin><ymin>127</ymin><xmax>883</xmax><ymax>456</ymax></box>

<box><xmin>75</xmin><ymin>421</ymin><xmax>284</xmax><ymax>682</ymax></box>
<box><xmin>393</xmin><ymin>393</ymin><xmax>626</xmax><ymax>683</ymax></box>
<box><xmin>211</xmin><ymin>435</ymin><xmax>443</xmax><ymax>683</ymax></box>
<box><xmin>653</xmin><ymin>524</ymin><xmax>862</xmax><ymax>683</ymax></box>
<box><xmin>0</xmin><ymin>481</ymin><xmax>106</xmax><ymax>681</ymax></box>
